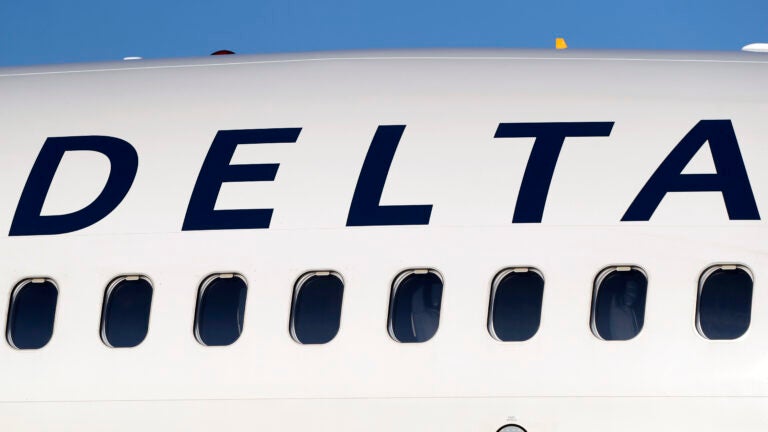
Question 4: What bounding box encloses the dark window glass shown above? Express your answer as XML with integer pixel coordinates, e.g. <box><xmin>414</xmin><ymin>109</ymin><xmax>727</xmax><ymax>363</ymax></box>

<box><xmin>489</xmin><ymin>269</ymin><xmax>544</xmax><ymax>341</ymax></box>
<box><xmin>101</xmin><ymin>276</ymin><xmax>153</xmax><ymax>348</ymax></box>
<box><xmin>697</xmin><ymin>266</ymin><xmax>752</xmax><ymax>340</ymax></box>
<box><xmin>194</xmin><ymin>274</ymin><xmax>247</xmax><ymax>346</ymax></box>
<box><xmin>7</xmin><ymin>279</ymin><xmax>58</xmax><ymax>349</ymax></box>
<box><xmin>291</xmin><ymin>272</ymin><xmax>344</xmax><ymax>344</ymax></box>
<box><xmin>389</xmin><ymin>270</ymin><xmax>443</xmax><ymax>343</ymax></box>
<box><xmin>592</xmin><ymin>267</ymin><xmax>647</xmax><ymax>341</ymax></box>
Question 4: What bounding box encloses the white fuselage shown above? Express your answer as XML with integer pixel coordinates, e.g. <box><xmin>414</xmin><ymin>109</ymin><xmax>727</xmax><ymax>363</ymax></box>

<box><xmin>0</xmin><ymin>49</ymin><xmax>766</xmax><ymax>431</ymax></box>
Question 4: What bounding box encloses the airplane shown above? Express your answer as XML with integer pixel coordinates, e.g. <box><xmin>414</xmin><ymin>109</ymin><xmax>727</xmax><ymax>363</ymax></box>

<box><xmin>0</xmin><ymin>45</ymin><xmax>766</xmax><ymax>431</ymax></box>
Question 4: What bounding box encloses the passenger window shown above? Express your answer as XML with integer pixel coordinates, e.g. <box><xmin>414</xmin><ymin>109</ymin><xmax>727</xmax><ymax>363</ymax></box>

<box><xmin>697</xmin><ymin>265</ymin><xmax>752</xmax><ymax>340</ymax></box>
<box><xmin>388</xmin><ymin>269</ymin><xmax>443</xmax><ymax>343</ymax></box>
<box><xmin>194</xmin><ymin>274</ymin><xmax>247</xmax><ymax>346</ymax></box>
<box><xmin>7</xmin><ymin>278</ymin><xmax>58</xmax><ymax>349</ymax></box>
<box><xmin>290</xmin><ymin>271</ymin><xmax>344</xmax><ymax>344</ymax></box>
<box><xmin>489</xmin><ymin>268</ymin><xmax>544</xmax><ymax>342</ymax></box>
<box><xmin>101</xmin><ymin>276</ymin><xmax>153</xmax><ymax>348</ymax></box>
<box><xmin>591</xmin><ymin>267</ymin><xmax>647</xmax><ymax>341</ymax></box>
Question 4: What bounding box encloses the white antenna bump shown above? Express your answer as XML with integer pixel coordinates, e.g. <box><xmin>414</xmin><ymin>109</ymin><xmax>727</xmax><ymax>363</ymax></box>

<box><xmin>742</xmin><ymin>43</ymin><xmax>768</xmax><ymax>53</ymax></box>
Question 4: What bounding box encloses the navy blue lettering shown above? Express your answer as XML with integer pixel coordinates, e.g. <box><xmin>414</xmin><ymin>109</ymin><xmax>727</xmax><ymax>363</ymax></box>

<box><xmin>622</xmin><ymin>120</ymin><xmax>759</xmax><ymax>221</ymax></box>
<box><xmin>494</xmin><ymin>122</ymin><xmax>614</xmax><ymax>223</ymax></box>
<box><xmin>182</xmin><ymin>128</ymin><xmax>301</xmax><ymax>231</ymax></box>
<box><xmin>346</xmin><ymin>125</ymin><xmax>432</xmax><ymax>226</ymax></box>
<box><xmin>9</xmin><ymin>136</ymin><xmax>138</xmax><ymax>236</ymax></box>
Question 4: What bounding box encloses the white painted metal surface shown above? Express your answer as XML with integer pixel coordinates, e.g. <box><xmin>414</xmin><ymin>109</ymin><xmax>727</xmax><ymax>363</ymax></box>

<box><xmin>0</xmin><ymin>49</ymin><xmax>766</xmax><ymax>431</ymax></box>
<box><xmin>742</xmin><ymin>43</ymin><xmax>768</xmax><ymax>53</ymax></box>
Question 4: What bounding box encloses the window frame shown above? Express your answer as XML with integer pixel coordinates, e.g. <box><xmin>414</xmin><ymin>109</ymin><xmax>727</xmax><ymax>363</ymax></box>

<box><xmin>590</xmin><ymin>265</ymin><xmax>648</xmax><ymax>341</ymax></box>
<box><xmin>289</xmin><ymin>270</ymin><xmax>345</xmax><ymax>345</ymax></box>
<box><xmin>193</xmin><ymin>272</ymin><xmax>248</xmax><ymax>346</ymax></box>
<box><xmin>387</xmin><ymin>268</ymin><xmax>444</xmax><ymax>343</ymax></box>
<box><xmin>6</xmin><ymin>277</ymin><xmax>59</xmax><ymax>350</ymax></box>
<box><xmin>695</xmin><ymin>264</ymin><xmax>753</xmax><ymax>340</ymax></box>
<box><xmin>487</xmin><ymin>267</ymin><xmax>545</xmax><ymax>342</ymax></box>
<box><xmin>100</xmin><ymin>275</ymin><xmax>154</xmax><ymax>348</ymax></box>
<box><xmin>497</xmin><ymin>425</ymin><xmax>528</xmax><ymax>432</ymax></box>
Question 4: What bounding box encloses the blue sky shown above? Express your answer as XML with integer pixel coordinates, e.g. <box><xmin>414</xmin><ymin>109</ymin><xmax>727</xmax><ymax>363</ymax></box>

<box><xmin>1</xmin><ymin>1</ymin><xmax>766</xmax><ymax>66</ymax></box>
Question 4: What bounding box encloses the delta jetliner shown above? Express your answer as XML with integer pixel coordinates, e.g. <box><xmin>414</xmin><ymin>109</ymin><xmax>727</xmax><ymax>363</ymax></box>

<box><xmin>0</xmin><ymin>49</ymin><xmax>766</xmax><ymax>431</ymax></box>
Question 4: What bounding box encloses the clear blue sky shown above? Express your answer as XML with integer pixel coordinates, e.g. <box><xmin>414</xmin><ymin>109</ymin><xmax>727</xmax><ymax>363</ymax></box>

<box><xmin>1</xmin><ymin>0</ymin><xmax>766</xmax><ymax>66</ymax></box>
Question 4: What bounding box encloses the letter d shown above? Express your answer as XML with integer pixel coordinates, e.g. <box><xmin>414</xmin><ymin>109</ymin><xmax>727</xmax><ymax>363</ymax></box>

<box><xmin>9</xmin><ymin>136</ymin><xmax>138</xmax><ymax>236</ymax></box>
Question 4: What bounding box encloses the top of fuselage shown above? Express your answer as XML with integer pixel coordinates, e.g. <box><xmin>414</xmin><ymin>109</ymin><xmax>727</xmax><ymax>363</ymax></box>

<box><xmin>1</xmin><ymin>48</ymin><xmax>767</xmax><ymax>77</ymax></box>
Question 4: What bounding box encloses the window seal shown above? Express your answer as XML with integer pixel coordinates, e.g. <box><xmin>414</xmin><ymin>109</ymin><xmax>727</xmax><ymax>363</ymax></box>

<box><xmin>487</xmin><ymin>267</ymin><xmax>544</xmax><ymax>342</ymax></box>
<box><xmin>100</xmin><ymin>275</ymin><xmax>153</xmax><ymax>348</ymax></box>
<box><xmin>695</xmin><ymin>264</ymin><xmax>753</xmax><ymax>340</ymax></box>
<box><xmin>387</xmin><ymin>268</ymin><xmax>443</xmax><ymax>343</ymax></box>
<box><xmin>590</xmin><ymin>265</ymin><xmax>647</xmax><ymax>341</ymax></box>
<box><xmin>193</xmin><ymin>272</ymin><xmax>248</xmax><ymax>346</ymax></box>
<box><xmin>289</xmin><ymin>270</ymin><xmax>344</xmax><ymax>344</ymax></box>
<box><xmin>6</xmin><ymin>277</ymin><xmax>58</xmax><ymax>350</ymax></box>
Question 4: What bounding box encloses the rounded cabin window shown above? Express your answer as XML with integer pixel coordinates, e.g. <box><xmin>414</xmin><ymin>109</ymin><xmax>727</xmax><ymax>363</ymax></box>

<box><xmin>388</xmin><ymin>269</ymin><xmax>443</xmax><ymax>343</ymax></box>
<box><xmin>697</xmin><ymin>265</ymin><xmax>752</xmax><ymax>340</ymax></box>
<box><xmin>101</xmin><ymin>276</ymin><xmax>153</xmax><ymax>348</ymax></box>
<box><xmin>290</xmin><ymin>271</ymin><xmax>344</xmax><ymax>344</ymax></box>
<box><xmin>591</xmin><ymin>266</ymin><xmax>647</xmax><ymax>341</ymax></box>
<box><xmin>488</xmin><ymin>268</ymin><xmax>544</xmax><ymax>342</ymax></box>
<box><xmin>7</xmin><ymin>278</ymin><xmax>58</xmax><ymax>350</ymax></box>
<box><xmin>194</xmin><ymin>273</ymin><xmax>247</xmax><ymax>346</ymax></box>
